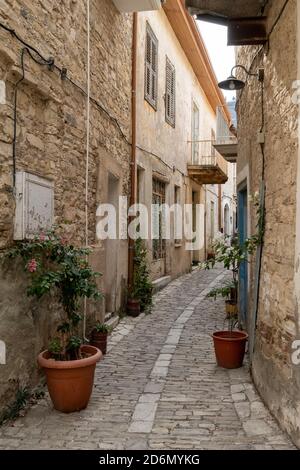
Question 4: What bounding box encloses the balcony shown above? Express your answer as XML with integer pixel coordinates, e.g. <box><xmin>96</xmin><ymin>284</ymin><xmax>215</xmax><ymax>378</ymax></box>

<box><xmin>188</xmin><ymin>140</ymin><xmax>228</xmax><ymax>185</ymax></box>
<box><xmin>112</xmin><ymin>0</ymin><xmax>162</xmax><ymax>12</ymax></box>
<box><xmin>213</xmin><ymin>106</ymin><xmax>237</xmax><ymax>162</ymax></box>
<box><xmin>185</xmin><ymin>1</ymin><xmax>267</xmax><ymax>46</ymax></box>
<box><xmin>185</xmin><ymin>0</ymin><xmax>264</xmax><ymax>19</ymax></box>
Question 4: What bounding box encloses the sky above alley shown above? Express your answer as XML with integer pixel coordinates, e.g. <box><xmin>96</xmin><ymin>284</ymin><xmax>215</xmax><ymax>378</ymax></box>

<box><xmin>197</xmin><ymin>20</ymin><xmax>236</xmax><ymax>102</ymax></box>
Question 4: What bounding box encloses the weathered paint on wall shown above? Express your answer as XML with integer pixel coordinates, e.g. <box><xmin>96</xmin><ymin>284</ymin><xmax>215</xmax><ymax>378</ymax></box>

<box><xmin>136</xmin><ymin>9</ymin><xmax>230</xmax><ymax>278</ymax></box>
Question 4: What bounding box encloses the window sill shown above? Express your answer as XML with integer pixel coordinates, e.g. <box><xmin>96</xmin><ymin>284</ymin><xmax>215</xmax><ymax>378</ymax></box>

<box><xmin>174</xmin><ymin>242</ymin><xmax>182</xmax><ymax>248</ymax></box>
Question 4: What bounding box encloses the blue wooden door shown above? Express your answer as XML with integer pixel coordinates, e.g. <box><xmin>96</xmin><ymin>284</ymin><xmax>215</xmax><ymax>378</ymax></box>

<box><xmin>238</xmin><ymin>187</ymin><xmax>248</xmax><ymax>325</ymax></box>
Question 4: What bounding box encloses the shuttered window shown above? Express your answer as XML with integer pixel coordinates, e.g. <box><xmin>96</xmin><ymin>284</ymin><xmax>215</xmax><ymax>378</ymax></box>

<box><xmin>165</xmin><ymin>57</ymin><xmax>175</xmax><ymax>127</ymax></box>
<box><xmin>145</xmin><ymin>23</ymin><xmax>158</xmax><ymax>110</ymax></box>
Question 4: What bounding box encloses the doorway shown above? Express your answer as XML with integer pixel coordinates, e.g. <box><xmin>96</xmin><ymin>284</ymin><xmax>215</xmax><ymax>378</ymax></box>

<box><xmin>224</xmin><ymin>203</ymin><xmax>230</xmax><ymax>236</ymax></box>
<box><xmin>152</xmin><ymin>178</ymin><xmax>166</xmax><ymax>279</ymax></box>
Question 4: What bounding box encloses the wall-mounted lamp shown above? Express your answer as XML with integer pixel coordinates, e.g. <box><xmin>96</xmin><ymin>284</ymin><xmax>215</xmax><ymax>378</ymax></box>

<box><xmin>218</xmin><ymin>65</ymin><xmax>264</xmax><ymax>91</ymax></box>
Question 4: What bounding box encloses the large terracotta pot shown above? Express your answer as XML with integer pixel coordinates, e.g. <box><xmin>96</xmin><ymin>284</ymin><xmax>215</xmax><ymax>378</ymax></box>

<box><xmin>127</xmin><ymin>298</ymin><xmax>140</xmax><ymax>317</ymax></box>
<box><xmin>90</xmin><ymin>331</ymin><xmax>108</xmax><ymax>355</ymax></box>
<box><xmin>212</xmin><ymin>331</ymin><xmax>248</xmax><ymax>369</ymax></box>
<box><xmin>38</xmin><ymin>345</ymin><xmax>102</xmax><ymax>413</ymax></box>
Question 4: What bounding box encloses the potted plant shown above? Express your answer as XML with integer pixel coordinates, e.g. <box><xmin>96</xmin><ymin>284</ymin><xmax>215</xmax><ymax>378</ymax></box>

<box><xmin>203</xmin><ymin>235</ymin><xmax>249</xmax><ymax>369</ymax></box>
<box><xmin>90</xmin><ymin>323</ymin><xmax>111</xmax><ymax>355</ymax></box>
<box><xmin>206</xmin><ymin>280</ymin><xmax>238</xmax><ymax>318</ymax></box>
<box><xmin>6</xmin><ymin>229</ymin><xmax>103</xmax><ymax>413</ymax></box>
<box><xmin>127</xmin><ymin>288</ymin><xmax>141</xmax><ymax>317</ymax></box>
<box><xmin>127</xmin><ymin>238</ymin><xmax>153</xmax><ymax>317</ymax></box>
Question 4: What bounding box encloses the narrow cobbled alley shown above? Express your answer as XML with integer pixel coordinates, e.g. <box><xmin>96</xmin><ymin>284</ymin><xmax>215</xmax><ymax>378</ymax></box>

<box><xmin>0</xmin><ymin>268</ymin><xmax>294</xmax><ymax>450</ymax></box>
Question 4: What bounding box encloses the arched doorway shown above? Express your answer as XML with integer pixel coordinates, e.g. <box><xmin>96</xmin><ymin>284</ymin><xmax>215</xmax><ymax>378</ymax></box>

<box><xmin>224</xmin><ymin>204</ymin><xmax>230</xmax><ymax>236</ymax></box>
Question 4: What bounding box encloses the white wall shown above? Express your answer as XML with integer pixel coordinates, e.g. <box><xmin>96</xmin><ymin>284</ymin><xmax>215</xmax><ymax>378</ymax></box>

<box><xmin>136</xmin><ymin>9</ymin><xmax>235</xmax><ymax>274</ymax></box>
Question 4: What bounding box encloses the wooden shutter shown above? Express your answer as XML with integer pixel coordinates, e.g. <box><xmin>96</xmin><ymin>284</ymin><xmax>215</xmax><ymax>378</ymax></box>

<box><xmin>145</xmin><ymin>23</ymin><xmax>158</xmax><ymax>109</ymax></box>
<box><xmin>165</xmin><ymin>57</ymin><xmax>175</xmax><ymax>127</ymax></box>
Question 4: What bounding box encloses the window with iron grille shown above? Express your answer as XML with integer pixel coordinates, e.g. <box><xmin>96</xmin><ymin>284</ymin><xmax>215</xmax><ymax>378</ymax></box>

<box><xmin>152</xmin><ymin>178</ymin><xmax>166</xmax><ymax>260</ymax></box>
<box><xmin>165</xmin><ymin>57</ymin><xmax>175</xmax><ymax>127</ymax></box>
<box><xmin>145</xmin><ymin>23</ymin><xmax>158</xmax><ymax>110</ymax></box>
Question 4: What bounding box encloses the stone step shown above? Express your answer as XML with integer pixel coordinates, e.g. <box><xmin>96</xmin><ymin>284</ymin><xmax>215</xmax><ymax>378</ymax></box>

<box><xmin>104</xmin><ymin>312</ymin><xmax>119</xmax><ymax>330</ymax></box>
<box><xmin>152</xmin><ymin>275</ymin><xmax>172</xmax><ymax>293</ymax></box>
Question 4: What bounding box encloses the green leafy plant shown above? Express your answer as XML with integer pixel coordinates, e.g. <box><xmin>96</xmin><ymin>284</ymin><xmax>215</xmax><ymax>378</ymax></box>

<box><xmin>203</xmin><ymin>235</ymin><xmax>244</xmax><ymax>286</ymax></box>
<box><xmin>0</xmin><ymin>388</ymin><xmax>30</xmax><ymax>425</ymax></box>
<box><xmin>129</xmin><ymin>238</ymin><xmax>153</xmax><ymax>313</ymax></box>
<box><xmin>5</xmin><ymin>229</ymin><xmax>102</xmax><ymax>360</ymax></box>
<box><xmin>206</xmin><ymin>280</ymin><xmax>236</xmax><ymax>301</ymax></box>
<box><xmin>202</xmin><ymin>236</ymin><xmax>246</xmax><ymax>331</ymax></box>
<box><xmin>248</xmin><ymin>190</ymin><xmax>265</xmax><ymax>247</ymax></box>
<box><xmin>93</xmin><ymin>323</ymin><xmax>111</xmax><ymax>334</ymax></box>
<box><xmin>203</xmin><ymin>219</ymin><xmax>263</xmax><ymax>330</ymax></box>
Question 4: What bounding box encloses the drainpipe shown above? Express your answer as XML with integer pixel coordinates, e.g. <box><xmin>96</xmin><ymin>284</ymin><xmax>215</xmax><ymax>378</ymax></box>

<box><xmin>128</xmin><ymin>12</ymin><xmax>138</xmax><ymax>291</ymax></box>
<box><xmin>83</xmin><ymin>0</ymin><xmax>90</xmax><ymax>341</ymax></box>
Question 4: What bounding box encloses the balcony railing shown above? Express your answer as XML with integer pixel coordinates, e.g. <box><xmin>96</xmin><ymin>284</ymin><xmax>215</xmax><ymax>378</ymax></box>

<box><xmin>188</xmin><ymin>140</ymin><xmax>228</xmax><ymax>185</ymax></box>
<box><xmin>213</xmin><ymin>106</ymin><xmax>238</xmax><ymax>162</ymax></box>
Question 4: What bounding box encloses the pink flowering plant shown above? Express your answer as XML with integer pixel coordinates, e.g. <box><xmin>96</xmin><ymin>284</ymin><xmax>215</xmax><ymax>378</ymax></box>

<box><xmin>6</xmin><ymin>229</ymin><xmax>102</xmax><ymax>360</ymax></box>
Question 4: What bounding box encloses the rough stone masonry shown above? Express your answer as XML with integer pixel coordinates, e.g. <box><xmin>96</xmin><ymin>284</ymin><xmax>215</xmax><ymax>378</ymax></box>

<box><xmin>0</xmin><ymin>0</ymin><xmax>133</xmax><ymax>414</ymax></box>
<box><xmin>236</xmin><ymin>0</ymin><xmax>300</xmax><ymax>447</ymax></box>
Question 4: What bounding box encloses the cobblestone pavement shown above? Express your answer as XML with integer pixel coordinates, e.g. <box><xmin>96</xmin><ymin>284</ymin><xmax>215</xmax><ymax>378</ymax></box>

<box><xmin>0</xmin><ymin>267</ymin><xmax>295</xmax><ymax>450</ymax></box>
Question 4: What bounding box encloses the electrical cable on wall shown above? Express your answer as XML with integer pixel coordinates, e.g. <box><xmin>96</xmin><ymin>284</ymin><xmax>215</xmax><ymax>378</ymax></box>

<box><xmin>83</xmin><ymin>0</ymin><xmax>91</xmax><ymax>342</ymax></box>
<box><xmin>1</xmin><ymin>19</ymin><xmax>131</xmax><ymax>188</ymax></box>
<box><xmin>136</xmin><ymin>145</ymin><xmax>187</xmax><ymax>178</ymax></box>
<box><xmin>12</xmin><ymin>47</ymin><xmax>54</xmax><ymax>187</ymax></box>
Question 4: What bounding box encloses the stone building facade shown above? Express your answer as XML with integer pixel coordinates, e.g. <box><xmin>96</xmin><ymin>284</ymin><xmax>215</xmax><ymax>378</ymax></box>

<box><xmin>236</xmin><ymin>0</ymin><xmax>300</xmax><ymax>447</ymax></box>
<box><xmin>0</xmin><ymin>0</ymin><xmax>132</xmax><ymax>413</ymax></box>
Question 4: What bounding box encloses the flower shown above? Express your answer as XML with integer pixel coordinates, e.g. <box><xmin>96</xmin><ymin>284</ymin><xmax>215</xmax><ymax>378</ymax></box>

<box><xmin>7</xmin><ymin>229</ymin><xmax>102</xmax><ymax>361</ymax></box>
<box><xmin>27</xmin><ymin>258</ymin><xmax>37</xmax><ymax>273</ymax></box>
<box><xmin>39</xmin><ymin>232</ymin><xmax>46</xmax><ymax>241</ymax></box>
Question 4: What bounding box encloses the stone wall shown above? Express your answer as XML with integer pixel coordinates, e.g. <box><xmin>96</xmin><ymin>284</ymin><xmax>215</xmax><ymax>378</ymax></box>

<box><xmin>236</xmin><ymin>0</ymin><xmax>300</xmax><ymax>446</ymax></box>
<box><xmin>0</xmin><ymin>0</ymin><xmax>132</xmax><ymax>413</ymax></box>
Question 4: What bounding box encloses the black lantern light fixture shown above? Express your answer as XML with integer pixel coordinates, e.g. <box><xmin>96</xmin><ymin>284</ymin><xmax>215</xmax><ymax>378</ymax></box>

<box><xmin>218</xmin><ymin>65</ymin><xmax>264</xmax><ymax>91</ymax></box>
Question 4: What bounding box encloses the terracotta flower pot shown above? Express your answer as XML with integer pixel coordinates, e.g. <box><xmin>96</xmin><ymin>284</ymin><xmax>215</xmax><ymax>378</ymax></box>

<box><xmin>225</xmin><ymin>300</ymin><xmax>238</xmax><ymax>317</ymax></box>
<box><xmin>127</xmin><ymin>298</ymin><xmax>140</xmax><ymax>317</ymax></box>
<box><xmin>38</xmin><ymin>345</ymin><xmax>102</xmax><ymax>413</ymax></box>
<box><xmin>90</xmin><ymin>331</ymin><xmax>108</xmax><ymax>355</ymax></box>
<box><xmin>212</xmin><ymin>331</ymin><xmax>248</xmax><ymax>369</ymax></box>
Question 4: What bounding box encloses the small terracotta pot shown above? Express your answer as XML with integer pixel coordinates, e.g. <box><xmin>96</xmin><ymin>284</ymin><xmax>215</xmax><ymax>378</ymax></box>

<box><xmin>38</xmin><ymin>345</ymin><xmax>102</xmax><ymax>413</ymax></box>
<box><xmin>225</xmin><ymin>300</ymin><xmax>238</xmax><ymax>317</ymax></box>
<box><xmin>127</xmin><ymin>298</ymin><xmax>140</xmax><ymax>317</ymax></box>
<box><xmin>212</xmin><ymin>331</ymin><xmax>248</xmax><ymax>369</ymax></box>
<box><xmin>90</xmin><ymin>331</ymin><xmax>108</xmax><ymax>355</ymax></box>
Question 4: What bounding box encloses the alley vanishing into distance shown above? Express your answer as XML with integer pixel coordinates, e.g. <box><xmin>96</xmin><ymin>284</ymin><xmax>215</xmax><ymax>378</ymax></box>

<box><xmin>0</xmin><ymin>267</ymin><xmax>294</xmax><ymax>450</ymax></box>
